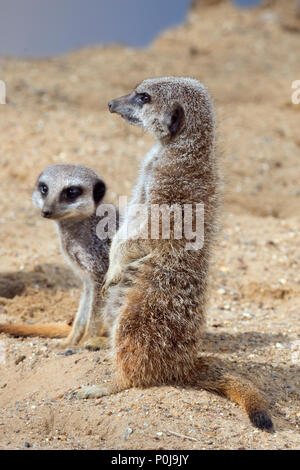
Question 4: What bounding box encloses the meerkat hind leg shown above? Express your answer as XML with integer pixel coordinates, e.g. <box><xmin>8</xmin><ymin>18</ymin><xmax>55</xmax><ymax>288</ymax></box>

<box><xmin>59</xmin><ymin>280</ymin><xmax>94</xmax><ymax>348</ymax></box>
<box><xmin>80</xmin><ymin>285</ymin><xmax>109</xmax><ymax>350</ymax></box>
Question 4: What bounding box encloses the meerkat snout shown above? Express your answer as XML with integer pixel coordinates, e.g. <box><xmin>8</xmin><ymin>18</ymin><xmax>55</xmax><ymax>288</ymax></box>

<box><xmin>41</xmin><ymin>209</ymin><xmax>52</xmax><ymax>218</ymax></box>
<box><xmin>108</xmin><ymin>100</ymin><xmax>116</xmax><ymax>112</ymax></box>
<box><xmin>107</xmin><ymin>90</ymin><xmax>152</xmax><ymax>127</ymax></box>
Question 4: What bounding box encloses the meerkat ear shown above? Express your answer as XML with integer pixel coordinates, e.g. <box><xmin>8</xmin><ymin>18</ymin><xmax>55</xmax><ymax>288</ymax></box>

<box><xmin>166</xmin><ymin>104</ymin><xmax>184</xmax><ymax>136</ymax></box>
<box><xmin>93</xmin><ymin>180</ymin><xmax>106</xmax><ymax>204</ymax></box>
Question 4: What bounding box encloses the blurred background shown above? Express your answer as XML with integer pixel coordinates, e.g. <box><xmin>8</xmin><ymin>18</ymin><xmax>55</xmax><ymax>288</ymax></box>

<box><xmin>0</xmin><ymin>0</ymin><xmax>264</xmax><ymax>56</ymax></box>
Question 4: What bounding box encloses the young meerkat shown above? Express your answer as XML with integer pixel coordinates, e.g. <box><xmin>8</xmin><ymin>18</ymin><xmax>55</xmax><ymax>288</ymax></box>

<box><xmin>76</xmin><ymin>77</ymin><xmax>274</xmax><ymax>431</ymax></box>
<box><xmin>0</xmin><ymin>164</ymin><xmax>117</xmax><ymax>349</ymax></box>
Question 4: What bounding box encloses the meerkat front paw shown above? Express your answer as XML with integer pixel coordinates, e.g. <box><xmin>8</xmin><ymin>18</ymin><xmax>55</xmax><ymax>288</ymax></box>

<box><xmin>101</xmin><ymin>278</ymin><xmax>119</xmax><ymax>297</ymax></box>
<box><xmin>101</xmin><ymin>268</ymin><xmax>122</xmax><ymax>296</ymax></box>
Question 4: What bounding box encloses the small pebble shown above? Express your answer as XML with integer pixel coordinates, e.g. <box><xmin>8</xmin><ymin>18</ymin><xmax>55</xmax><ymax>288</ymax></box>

<box><xmin>124</xmin><ymin>427</ymin><xmax>133</xmax><ymax>438</ymax></box>
<box><xmin>93</xmin><ymin>354</ymin><xmax>101</xmax><ymax>363</ymax></box>
<box><xmin>15</xmin><ymin>355</ymin><xmax>26</xmax><ymax>365</ymax></box>
<box><xmin>241</xmin><ymin>312</ymin><xmax>252</xmax><ymax>319</ymax></box>
<box><xmin>58</xmin><ymin>349</ymin><xmax>75</xmax><ymax>356</ymax></box>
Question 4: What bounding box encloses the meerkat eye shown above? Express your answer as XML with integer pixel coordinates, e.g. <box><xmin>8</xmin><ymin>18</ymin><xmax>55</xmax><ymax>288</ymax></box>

<box><xmin>61</xmin><ymin>186</ymin><xmax>83</xmax><ymax>202</ymax></box>
<box><xmin>137</xmin><ymin>93</ymin><xmax>151</xmax><ymax>105</ymax></box>
<box><xmin>38</xmin><ymin>182</ymin><xmax>48</xmax><ymax>196</ymax></box>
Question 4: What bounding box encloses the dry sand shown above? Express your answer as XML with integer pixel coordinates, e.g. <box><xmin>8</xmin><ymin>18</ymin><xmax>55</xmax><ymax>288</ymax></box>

<box><xmin>0</xmin><ymin>0</ymin><xmax>299</xmax><ymax>449</ymax></box>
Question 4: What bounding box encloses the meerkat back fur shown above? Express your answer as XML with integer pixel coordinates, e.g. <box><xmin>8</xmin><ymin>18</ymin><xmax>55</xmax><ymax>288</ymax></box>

<box><xmin>76</xmin><ymin>77</ymin><xmax>274</xmax><ymax>431</ymax></box>
<box><xmin>0</xmin><ymin>164</ymin><xmax>117</xmax><ymax>349</ymax></box>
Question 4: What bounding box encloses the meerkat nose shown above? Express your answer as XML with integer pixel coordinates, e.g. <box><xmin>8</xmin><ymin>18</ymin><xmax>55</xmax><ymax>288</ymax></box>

<box><xmin>42</xmin><ymin>209</ymin><xmax>52</xmax><ymax>218</ymax></box>
<box><xmin>108</xmin><ymin>100</ymin><xmax>116</xmax><ymax>113</ymax></box>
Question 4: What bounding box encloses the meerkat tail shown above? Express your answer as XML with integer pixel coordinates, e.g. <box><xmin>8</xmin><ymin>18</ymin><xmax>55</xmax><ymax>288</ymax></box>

<box><xmin>0</xmin><ymin>322</ymin><xmax>71</xmax><ymax>338</ymax></box>
<box><xmin>193</xmin><ymin>357</ymin><xmax>274</xmax><ymax>431</ymax></box>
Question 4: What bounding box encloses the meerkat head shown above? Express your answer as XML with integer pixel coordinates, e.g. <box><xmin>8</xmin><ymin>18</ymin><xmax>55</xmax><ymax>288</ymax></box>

<box><xmin>32</xmin><ymin>164</ymin><xmax>106</xmax><ymax>221</ymax></box>
<box><xmin>108</xmin><ymin>76</ymin><xmax>215</xmax><ymax>145</ymax></box>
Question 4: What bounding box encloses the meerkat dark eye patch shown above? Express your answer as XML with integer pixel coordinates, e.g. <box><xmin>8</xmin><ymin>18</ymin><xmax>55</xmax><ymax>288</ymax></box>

<box><xmin>60</xmin><ymin>186</ymin><xmax>83</xmax><ymax>202</ymax></box>
<box><xmin>135</xmin><ymin>92</ymin><xmax>151</xmax><ymax>106</ymax></box>
<box><xmin>167</xmin><ymin>104</ymin><xmax>184</xmax><ymax>136</ymax></box>
<box><xmin>38</xmin><ymin>182</ymin><xmax>48</xmax><ymax>197</ymax></box>
<box><xmin>93</xmin><ymin>180</ymin><xmax>106</xmax><ymax>204</ymax></box>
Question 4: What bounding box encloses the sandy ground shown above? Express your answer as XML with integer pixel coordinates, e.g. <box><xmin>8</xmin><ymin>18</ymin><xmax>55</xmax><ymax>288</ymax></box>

<box><xmin>0</xmin><ymin>0</ymin><xmax>299</xmax><ymax>450</ymax></box>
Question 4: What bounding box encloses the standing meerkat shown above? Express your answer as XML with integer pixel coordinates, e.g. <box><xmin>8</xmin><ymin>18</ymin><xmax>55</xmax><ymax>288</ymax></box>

<box><xmin>0</xmin><ymin>164</ymin><xmax>117</xmax><ymax>349</ymax></box>
<box><xmin>76</xmin><ymin>77</ymin><xmax>274</xmax><ymax>431</ymax></box>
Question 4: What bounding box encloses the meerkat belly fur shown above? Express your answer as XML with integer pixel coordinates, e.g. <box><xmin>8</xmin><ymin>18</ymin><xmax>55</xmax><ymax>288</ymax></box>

<box><xmin>0</xmin><ymin>164</ymin><xmax>117</xmax><ymax>349</ymax></box>
<box><xmin>77</xmin><ymin>77</ymin><xmax>274</xmax><ymax>431</ymax></box>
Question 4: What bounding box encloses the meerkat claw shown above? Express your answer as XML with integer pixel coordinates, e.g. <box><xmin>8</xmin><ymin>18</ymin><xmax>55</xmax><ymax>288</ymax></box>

<box><xmin>101</xmin><ymin>274</ymin><xmax>121</xmax><ymax>297</ymax></box>
<box><xmin>101</xmin><ymin>284</ymin><xmax>108</xmax><ymax>298</ymax></box>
